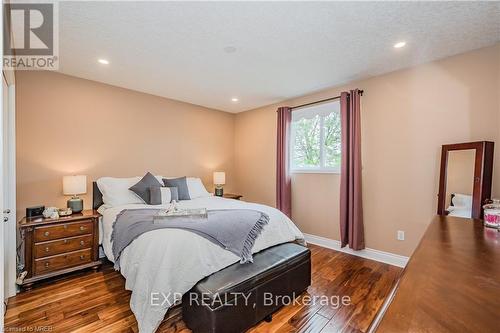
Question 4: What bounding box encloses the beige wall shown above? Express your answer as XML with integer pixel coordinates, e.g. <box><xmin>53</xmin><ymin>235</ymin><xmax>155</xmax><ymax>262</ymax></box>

<box><xmin>234</xmin><ymin>44</ymin><xmax>500</xmax><ymax>256</ymax></box>
<box><xmin>16</xmin><ymin>71</ymin><xmax>235</xmax><ymax>218</ymax></box>
<box><xmin>291</xmin><ymin>173</ymin><xmax>340</xmax><ymax>240</ymax></box>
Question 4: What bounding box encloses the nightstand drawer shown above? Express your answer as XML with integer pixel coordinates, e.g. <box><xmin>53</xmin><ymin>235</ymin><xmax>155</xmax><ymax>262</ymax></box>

<box><xmin>34</xmin><ymin>220</ymin><xmax>93</xmax><ymax>242</ymax></box>
<box><xmin>34</xmin><ymin>235</ymin><xmax>93</xmax><ymax>258</ymax></box>
<box><xmin>34</xmin><ymin>248</ymin><xmax>92</xmax><ymax>274</ymax></box>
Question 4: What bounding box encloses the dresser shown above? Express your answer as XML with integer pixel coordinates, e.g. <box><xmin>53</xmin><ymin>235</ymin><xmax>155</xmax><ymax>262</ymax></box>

<box><xmin>19</xmin><ymin>210</ymin><xmax>102</xmax><ymax>290</ymax></box>
<box><xmin>372</xmin><ymin>215</ymin><xmax>500</xmax><ymax>332</ymax></box>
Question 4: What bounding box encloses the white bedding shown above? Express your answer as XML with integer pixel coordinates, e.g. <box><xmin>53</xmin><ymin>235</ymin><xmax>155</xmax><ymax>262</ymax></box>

<box><xmin>99</xmin><ymin>196</ymin><xmax>304</xmax><ymax>333</ymax></box>
<box><xmin>447</xmin><ymin>205</ymin><xmax>472</xmax><ymax>218</ymax></box>
<box><xmin>447</xmin><ymin>193</ymin><xmax>473</xmax><ymax>218</ymax></box>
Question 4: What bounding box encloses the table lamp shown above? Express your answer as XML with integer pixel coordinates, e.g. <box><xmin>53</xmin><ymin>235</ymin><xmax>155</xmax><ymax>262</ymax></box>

<box><xmin>63</xmin><ymin>175</ymin><xmax>87</xmax><ymax>213</ymax></box>
<box><xmin>213</xmin><ymin>172</ymin><xmax>225</xmax><ymax>197</ymax></box>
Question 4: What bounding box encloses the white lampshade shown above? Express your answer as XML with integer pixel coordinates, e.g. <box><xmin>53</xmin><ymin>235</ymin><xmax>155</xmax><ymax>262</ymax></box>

<box><xmin>63</xmin><ymin>175</ymin><xmax>87</xmax><ymax>195</ymax></box>
<box><xmin>213</xmin><ymin>172</ymin><xmax>226</xmax><ymax>185</ymax></box>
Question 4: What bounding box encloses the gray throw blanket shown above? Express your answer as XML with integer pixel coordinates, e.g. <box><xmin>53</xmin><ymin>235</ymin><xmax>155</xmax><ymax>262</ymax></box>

<box><xmin>111</xmin><ymin>209</ymin><xmax>269</xmax><ymax>269</ymax></box>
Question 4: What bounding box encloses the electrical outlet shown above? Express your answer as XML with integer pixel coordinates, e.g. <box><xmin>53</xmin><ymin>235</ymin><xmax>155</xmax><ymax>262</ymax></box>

<box><xmin>397</xmin><ymin>230</ymin><xmax>405</xmax><ymax>241</ymax></box>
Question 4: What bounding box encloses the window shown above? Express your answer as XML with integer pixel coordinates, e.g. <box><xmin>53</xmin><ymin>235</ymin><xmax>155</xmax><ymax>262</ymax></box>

<box><xmin>290</xmin><ymin>100</ymin><xmax>341</xmax><ymax>173</ymax></box>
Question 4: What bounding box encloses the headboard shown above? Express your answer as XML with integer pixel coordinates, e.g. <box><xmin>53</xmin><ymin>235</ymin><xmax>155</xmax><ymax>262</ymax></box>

<box><xmin>93</xmin><ymin>182</ymin><xmax>103</xmax><ymax>210</ymax></box>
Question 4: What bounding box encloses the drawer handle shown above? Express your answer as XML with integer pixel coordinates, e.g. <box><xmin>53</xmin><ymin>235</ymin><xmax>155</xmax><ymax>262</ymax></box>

<box><xmin>63</xmin><ymin>239</ymin><xmax>68</xmax><ymax>244</ymax></box>
<box><xmin>80</xmin><ymin>255</ymin><xmax>85</xmax><ymax>260</ymax></box>
<box><xmin>80</xmin><ymin>240</ymin><xmax>85</xmax><ymax>246</ymax></box>
<box><xmin>44</xmin><ymin>262</ymin><xmax>49</xmax><ymax>268</ymax></box>
<box><xmin>45</xmin><ymin>247</ymin><xmax>50</xmax><ymax>252</ymax></box>
<box><xmin>44</xmin><ymin>231</ymin><xmax>50</xmax><ymax>237</ymax></box>
<box><xmin>63</xmin><ymin>224</ymin><xmax>68</xmax><ymax>229</ymax></box>
<box><xmin>79</xmin><ymin>226</ymin><xmax>86</xmax><ymax>231</ymax></box>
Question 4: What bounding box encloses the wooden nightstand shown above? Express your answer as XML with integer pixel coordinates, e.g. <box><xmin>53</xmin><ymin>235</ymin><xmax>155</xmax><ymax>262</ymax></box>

<box><xmin>223</xmin><ymin>193</ymin><xmax>243</xmax><ymax>200</ymax></box>
<box><xmin>18</xmin><ymin>209</ymin><xmax>102</xmax><ymax>290</ymax></box>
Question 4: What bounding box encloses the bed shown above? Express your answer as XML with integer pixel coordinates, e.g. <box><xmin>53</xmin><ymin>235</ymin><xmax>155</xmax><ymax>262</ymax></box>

<box><xmin>92</xmin><ymin>178</ymin><xmax>305</xmax><ymax>333</ymax></box>
<box><xmin>446</xmin><ymin>193</ymin><xmax>473</xmax><ymax>218</ymax></box>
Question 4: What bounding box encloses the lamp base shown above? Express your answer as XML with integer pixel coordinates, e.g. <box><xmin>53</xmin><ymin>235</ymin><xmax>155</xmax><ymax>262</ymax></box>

<box><xmin>215</xmin><ymin>187</ymin><xmax>224</xmax><ymax>197</ymax></box>
<box><xmin>67</xmin><ymin>197</ymin><xmax>83</xmax><ymax>213</ymax></box>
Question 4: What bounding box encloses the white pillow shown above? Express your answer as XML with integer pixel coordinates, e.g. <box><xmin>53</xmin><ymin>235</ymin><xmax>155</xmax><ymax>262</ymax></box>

<box><xmin>97</xmin><ymin>177</ymin><xmax>143</xmax><ymax>207</ymax></box>
<box><xmin>452</xmin><ymin>193</ymin><xmax>473</xmax><ymax>208</ymax></box>
<box><xmin>159</xmin><ymin>187</ymin><xmax>172</xmax><ymax>204</ymax></box>
<box><xmin>187</xmin><ymin>177</ymin><xmax>211</xmax><ymax>199</ymax></box>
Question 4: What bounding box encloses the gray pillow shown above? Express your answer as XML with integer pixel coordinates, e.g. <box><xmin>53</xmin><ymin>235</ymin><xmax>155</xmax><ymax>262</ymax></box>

<box><xmin>149</xmin><ymin>186</ymin><xmax>162</xmax><ymax>205</ymax></box>
<box><xmin>129</xmin><ymin>172</ymin><xmax>162</xmax><ymax>204</ymax></box>
<box><xmin>168</xmin><ymin>187</ymin><xmax>179</xmax><ymax>202</ymax></box>
<box><xmin>149</xmin><ymin>186</ymin><xmax>179</xmax><ymax>204</ymax></box>
<box><xmin>163</xmin><ymin>177</ymin><xmax>190</xmax><ymax>200</ymax></box>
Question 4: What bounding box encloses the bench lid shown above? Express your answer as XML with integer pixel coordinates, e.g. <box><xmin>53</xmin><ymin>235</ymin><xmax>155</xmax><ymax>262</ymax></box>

<box><xmin>192</xmin><ymin>242</ymin><xmax>310</xmax><ymax>303</ymax></box>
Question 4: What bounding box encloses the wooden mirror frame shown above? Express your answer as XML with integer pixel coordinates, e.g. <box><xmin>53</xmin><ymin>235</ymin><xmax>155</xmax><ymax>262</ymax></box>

<box><xmin>437</xmin><ymin>141</ymin><xmax>494</xmax><ymax>219</ymax></box>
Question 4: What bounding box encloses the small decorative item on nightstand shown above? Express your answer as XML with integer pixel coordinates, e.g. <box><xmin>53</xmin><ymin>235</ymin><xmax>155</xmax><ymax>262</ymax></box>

<box><xmin>213</xmin><ymin>171</ymin><xmax>225</xmax><ymax>197</ymax></box>
<box><xmin>43</xmin><ymin>207</ymin><xmax>59</xmax><ymax>219</ymax></box>
<box><xmin>26</xmin><ymin>206</ymin><xmax>45</xmax><ymax>218</ymax></box>
<box><xmin>63</xmin><ymin>175</ymin><xmax>87</xmax><ymax>213</ymax></box>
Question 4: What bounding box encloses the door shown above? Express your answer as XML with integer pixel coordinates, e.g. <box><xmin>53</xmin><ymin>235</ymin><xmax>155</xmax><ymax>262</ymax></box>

<box><xmin>0</xmin><ymin>73</ymin><xmax>4</xmax><ymax>333</ymax></box>
<box><xmin>1</xmin><ymin>4</ymin><xmax>4</xmax><ymax>327</ymax></box>
<box><xmin>2</xmin><ymin>74</ymin><xmax>16</xmax><ymax>322</ymax></box>
<box><xmin>2</xmin><ymin>2</ymin><xmax>18</xmax><ymax>321</ymax></box>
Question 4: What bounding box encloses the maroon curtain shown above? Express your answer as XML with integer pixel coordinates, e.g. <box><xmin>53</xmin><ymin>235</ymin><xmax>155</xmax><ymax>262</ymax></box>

<box><xmin>276</xmin><ymin>107</ymin><xmax>292</xmax><ymax>218</ymax></box>
<box><xmin>340</xmin><ymin>90</ymin><xmax>365</xmax><ymax>250</ymax></box>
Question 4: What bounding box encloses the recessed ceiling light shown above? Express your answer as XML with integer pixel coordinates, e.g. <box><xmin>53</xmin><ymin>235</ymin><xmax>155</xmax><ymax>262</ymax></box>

<box><xmin>393</xmin><ymin>41</ymin><xmax>406</xmax><ymax>49</ymax></box>
<box><xmin>98</xmin><ymin>59</ymin><xmax>109</xmax><ymax>65</ymax></box>
<box><xmin>231</xmin><ymin>97</ymin><xmax>239</xmax><ymax>102</ymax></box>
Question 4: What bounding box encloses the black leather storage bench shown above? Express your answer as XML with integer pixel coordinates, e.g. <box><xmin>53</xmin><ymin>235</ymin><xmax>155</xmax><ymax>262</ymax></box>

<box><xmin>182</xmin><ymin>243</ymin><xmax>311</xmax><ymax>333</ymax></box>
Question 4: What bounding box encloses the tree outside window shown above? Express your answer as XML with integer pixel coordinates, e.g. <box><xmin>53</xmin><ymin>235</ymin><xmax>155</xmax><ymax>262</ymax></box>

<box><xmin>290</xmin><ymin>100</ymin><xmax>341</xmax><ymax>173</ymax></box>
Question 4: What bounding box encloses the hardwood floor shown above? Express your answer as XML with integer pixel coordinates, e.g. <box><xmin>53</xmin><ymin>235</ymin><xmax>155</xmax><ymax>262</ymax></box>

<box><xmin>5</xmin><ymin>244</ymin><xmax>401</xmax><ymax>333</ymax></box>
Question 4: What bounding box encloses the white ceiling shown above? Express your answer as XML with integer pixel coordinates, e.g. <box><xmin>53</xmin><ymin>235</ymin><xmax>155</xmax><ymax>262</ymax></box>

<box><xmin>57</xmin><ymin>1</ymin><xmax>500</xmax><ymax>113</ymax></box>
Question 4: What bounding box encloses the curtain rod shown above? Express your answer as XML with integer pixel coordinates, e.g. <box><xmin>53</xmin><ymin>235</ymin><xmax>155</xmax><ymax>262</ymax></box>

<box><xmin>291</xmin><ymin>90</ymin><xmax>363</xmax><ymax>110</ymax></box>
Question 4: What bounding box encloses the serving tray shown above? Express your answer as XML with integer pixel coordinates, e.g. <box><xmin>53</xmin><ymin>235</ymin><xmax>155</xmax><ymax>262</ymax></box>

<box><xmin>153</xmin><ymin>208</ymin><xmax>208</xmax><ymax>223</ymax></box>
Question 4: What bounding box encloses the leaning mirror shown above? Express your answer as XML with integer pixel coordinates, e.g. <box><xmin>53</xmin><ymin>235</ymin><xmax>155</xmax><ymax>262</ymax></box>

<box><xmin>445</xmin><ymin>149</ymin><xmax>475</xmax><ymax>218</ymax></box>
<box><xmin>437</xmin><ymin>141</ymin><xmax>494</xmax><ymax>219</ymax></box>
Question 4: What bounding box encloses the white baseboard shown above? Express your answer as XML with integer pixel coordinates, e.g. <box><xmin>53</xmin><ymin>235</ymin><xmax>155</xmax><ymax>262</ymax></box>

<box><xmin>303</xmin><ymin>233</ymin><xmax>409</xmax><ymax>268</ymax></box>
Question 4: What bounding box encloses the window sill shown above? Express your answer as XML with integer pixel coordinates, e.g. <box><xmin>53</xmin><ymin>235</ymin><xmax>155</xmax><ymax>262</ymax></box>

<box><xmin>291</xmin><ymin>169</ymin><xmax>340</xmax><ymax>175</ymax></box>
